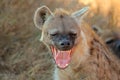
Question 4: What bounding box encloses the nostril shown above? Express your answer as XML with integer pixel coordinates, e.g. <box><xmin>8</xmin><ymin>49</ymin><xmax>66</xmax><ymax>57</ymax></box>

<box><xmin>115</xmin><ymin>40</ymin><xmax>120</xmax><ymax>51</ymax></box>
<box><xmin>117</xmin><ymin>44</ymin><xmax>120</xmax><ymax>50</ymax></box>
<box><xmin>58</xmin><ymin>40</ymin><xmax>73</xmax><ymax>50</ymax></box>
<box><xmin>60</xmin><ymin>41</ymin><xmax>71</xmax><ymax>47</ymax></box>
<box><xmin>61</xmin><ymin>43</ymin><xmax>64</xmax><ymax>46</ymax></box>
<box><xmin>67</xmin><ymin>42</ymin><xmax>70</xmax><ymax>46</ymax></box>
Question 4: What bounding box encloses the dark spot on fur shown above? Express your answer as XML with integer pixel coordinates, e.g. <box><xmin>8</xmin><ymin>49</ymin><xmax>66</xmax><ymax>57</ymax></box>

<box><xmin>97</xmin><ymin>54</ymin><xmax>99</xmax><ymax>60</ymax></box>
<box><xmin>90</xmin><ymin>47</ymin><xmax>94</xmax><ymax>55</ymax></box>
<box><xmin>91</xmin><ymin>41</ymin><xmax>94</xmax><ymax>45</ymax></box>
<box><xmin>90</xmin><ymin>39</ymin><xmax>95</xmax><ymax>55</ymax></box>
<box><xmin>60</xmin><ymin>15</ymin><xmax>64</xmax><ymax>18</ymax></box>
<box><xmin>90</xmin><ymin>62</ymin><xmax>99</xmax><ymax>67</ymax></box>
<box><xmin>93</xmin><ymin>38</ymin><xmax>99</xmax><ymax>43</ymax></box>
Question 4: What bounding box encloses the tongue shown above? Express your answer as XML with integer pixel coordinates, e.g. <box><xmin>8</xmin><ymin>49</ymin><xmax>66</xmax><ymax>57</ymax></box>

<box><xmin>56</xmin><ymin>51</ymin><xmax>71</xmax><ymax>68</ymax></box>
<box><xmin>51</xmin><ymin>47</ymin><xmax>71</xmax><ymax>69</ymax></box>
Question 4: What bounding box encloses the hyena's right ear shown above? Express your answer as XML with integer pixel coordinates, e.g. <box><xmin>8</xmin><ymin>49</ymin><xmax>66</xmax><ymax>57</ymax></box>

<box><xmin>34</xmin><ymin>6</ymin><xmax>54</xmax><ymax>30</ymax></box>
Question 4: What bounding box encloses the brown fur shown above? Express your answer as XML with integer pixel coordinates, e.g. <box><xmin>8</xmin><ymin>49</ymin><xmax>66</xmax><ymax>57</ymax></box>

<box><xmin>34</xmin><ymin>6</ymin><xmax>120</xmax><ymax>80</ymax></box>
<box><xmin>55</xmin><ymin>22</ymin><xmax>120</xmax><ymax>80</ymax></box>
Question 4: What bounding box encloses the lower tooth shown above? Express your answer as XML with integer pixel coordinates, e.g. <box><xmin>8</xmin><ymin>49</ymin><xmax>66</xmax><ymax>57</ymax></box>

<box><xmin>65</xmin><ymin>64</ymin><xmax>68</xmax><ymax>66</ymax></box>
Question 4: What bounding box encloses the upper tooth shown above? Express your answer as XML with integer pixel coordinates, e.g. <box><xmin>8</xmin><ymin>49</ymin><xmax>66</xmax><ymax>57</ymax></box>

<box><xmin>58</xmin><ymin>50</ymin><xmax>61</xmax><ymax>54</ymax></box>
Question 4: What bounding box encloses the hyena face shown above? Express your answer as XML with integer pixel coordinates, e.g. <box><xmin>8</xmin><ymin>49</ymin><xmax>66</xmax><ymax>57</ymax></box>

<box><xmin>44</xmin><ymin>15</ymin><xmax>80</xmax><ymax>51</ymax></box>
<box><xmin>34</xmin><ymin>6</ymin><xmax>89</xmax><ymax>68</ymax></box>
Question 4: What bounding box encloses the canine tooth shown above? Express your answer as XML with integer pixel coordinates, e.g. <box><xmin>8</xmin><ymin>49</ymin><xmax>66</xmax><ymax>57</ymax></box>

<box><xmin>54</xmin><ymin>48</ymin><xmax>56</xmax><ymax>54</ymax></box>
<box><xmin>58</xmin><ymin>64</ymin><xmax>60</xmax><ymax>66</ymax></box>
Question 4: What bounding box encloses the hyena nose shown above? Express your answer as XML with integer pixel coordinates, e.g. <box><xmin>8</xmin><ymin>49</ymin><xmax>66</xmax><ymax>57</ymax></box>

<box><xmin>59</xmin><ymin>40</ymin><xmax>71</xmax><ymax>48</ymax></box>
<box><xmin>116</xmin><ymin>41</ymin><xmax>120</xmax><ymax>50</ymax></box>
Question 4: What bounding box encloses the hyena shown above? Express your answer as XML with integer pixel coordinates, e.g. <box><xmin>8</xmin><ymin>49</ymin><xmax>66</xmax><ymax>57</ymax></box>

<box><xmin>34</xmin><ymin>6</ymin><xmax>120</xmax><ymax>80</ymax></box>
<box><xmin>92</xmin><ymin>26</ymin><xmax>120</xmax><ymax>58</ymax></box>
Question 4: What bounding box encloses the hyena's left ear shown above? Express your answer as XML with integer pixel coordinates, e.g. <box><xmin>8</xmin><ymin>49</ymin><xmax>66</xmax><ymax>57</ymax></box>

<box><xmin>34</xmin><ymin>5</ymin><xmax>54</xmax><ymax>30</ymax></box>
<box><xmin>71</xmin><ymin>7</ymin><xmax>89</xmax><ymax>20</ymax></box>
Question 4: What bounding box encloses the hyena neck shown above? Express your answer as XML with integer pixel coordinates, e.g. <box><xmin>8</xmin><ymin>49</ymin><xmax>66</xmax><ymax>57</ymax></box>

<box><xmin>70</xmin><ymin>26</ymin><xmax>120</xmax><ymax>79</ymax></box>
<box><xmin>70</xmin><ymin>29</ymin><xmax>90</xmax><ymax>69</ymax></box>
<box><xmin>87</xmin><ymin>37</ymin><xmax>120</xmax><ymax>79</ymax></box>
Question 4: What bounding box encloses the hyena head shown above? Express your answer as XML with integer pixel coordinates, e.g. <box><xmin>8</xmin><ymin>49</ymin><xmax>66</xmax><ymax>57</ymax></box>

<box><xmin>104</xmin><ymin>32</ymin><xmax>120</xmax><ymax>58</ymax></box>
<box><xmin>34</xmin><ymin>6</ymin><xmax>89</xmax><ymax>68</ymax></box>
<box><xmin>92</xmin><ymin>26</ymin><xmax>120</xmax><ymax>58</ymax></box>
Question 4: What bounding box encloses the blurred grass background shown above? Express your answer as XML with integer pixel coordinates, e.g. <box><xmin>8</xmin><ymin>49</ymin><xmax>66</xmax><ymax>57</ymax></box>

<box><xmin>0</xmin><ymin>0</ymin><xmax>120</xmax><ymax>80</ymax></box>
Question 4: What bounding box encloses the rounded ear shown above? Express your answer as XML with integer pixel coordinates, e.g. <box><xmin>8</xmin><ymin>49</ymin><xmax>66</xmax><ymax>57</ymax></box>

<box><xmin>34</xmin><ymin>5</ymin><xmax>54</xmax><ymax>30</ymax></box>
<box><xmin>71</xmin><ymin>6</ymin><xmax>89</xmax><ymax>20</ymax></box>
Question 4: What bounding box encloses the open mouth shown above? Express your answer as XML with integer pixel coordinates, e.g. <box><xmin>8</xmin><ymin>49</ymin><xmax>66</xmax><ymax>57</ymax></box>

<box><xmin>51</xmin><ymin>46</ymin><xmax>72</xmax><ymax>69</ymax></box>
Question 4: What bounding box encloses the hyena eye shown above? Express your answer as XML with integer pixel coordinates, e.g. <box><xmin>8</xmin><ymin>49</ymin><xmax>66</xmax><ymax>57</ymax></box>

<box><xmin>69</xmin><ymin>33</ymin><xmax>77</xmax><ymax>38</ymax></box>
<box><xmin>106</xmin><ymin>38</ymin><xmax>115</xmax><ymax>44</ymax></box>
<box><xmin>50</xmin><ymin>33</ymin><xmax>59</xmax><ymax>37</ymax></box>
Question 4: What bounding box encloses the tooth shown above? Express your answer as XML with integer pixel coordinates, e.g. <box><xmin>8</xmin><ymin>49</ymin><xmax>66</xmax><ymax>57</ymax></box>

<box><xmin>65</xmin><ymin>64</ymin><xmax>68</xmax><ymax>66</ymax></box>
<box><xmin>58</xmin><ymin>64</ymin><xmax>60</xmax><ymax>66</ymax></box>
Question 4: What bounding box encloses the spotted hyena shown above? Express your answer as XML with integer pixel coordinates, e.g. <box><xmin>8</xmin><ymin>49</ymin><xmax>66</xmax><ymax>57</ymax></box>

<box><xmin>34</xmin><ymin>6</ymin><xmax>120</xmax><ymax>80</ymax></box>
<box><xmin>92</xmin><ymin>25</ymin><xmax>120</xmax><ymax>58</ymax></box>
